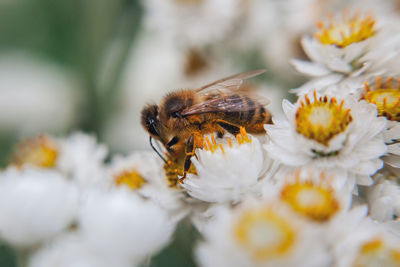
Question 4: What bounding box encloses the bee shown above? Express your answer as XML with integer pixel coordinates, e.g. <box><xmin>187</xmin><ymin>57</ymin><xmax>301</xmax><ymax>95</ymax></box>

<box><xmin>141</xmin><ymin>69</ymin><xmax>272</xmax><ymax>181</ymax></box>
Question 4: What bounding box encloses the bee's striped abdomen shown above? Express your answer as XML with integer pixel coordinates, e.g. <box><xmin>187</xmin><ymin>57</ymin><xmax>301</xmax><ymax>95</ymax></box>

<box><xmin>219</xmin><ymin>94</ymin><xmax>271</xmax><ymax>134</ymax></box>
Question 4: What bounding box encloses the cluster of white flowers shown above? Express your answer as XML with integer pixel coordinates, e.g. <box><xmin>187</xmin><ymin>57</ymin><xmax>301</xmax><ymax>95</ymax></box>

<box><xmin>1</xmin><ymin>133</ymin><xmax>177</xmax><ymax>267</ymax></box>
<box><xmin>3</xmin><ymin>2</ymin><xmax>400</xmax><ymax>267</ymax></box>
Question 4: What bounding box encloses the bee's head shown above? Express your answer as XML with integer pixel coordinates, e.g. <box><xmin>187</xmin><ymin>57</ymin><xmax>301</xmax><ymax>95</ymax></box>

<box><xmin>141</xmin><ymin>105</ymin><xmax>164</xmax><ymax>141</ymax></box>
<box><xmin>141</xmin><ymin>104</ymin><xmax>170</xmax><ymax>163</ymax></box>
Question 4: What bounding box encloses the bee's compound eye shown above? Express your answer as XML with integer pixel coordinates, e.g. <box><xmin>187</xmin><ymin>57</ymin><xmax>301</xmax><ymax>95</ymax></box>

<box><xmin>146</xmin><ymin>119</ymin><xmax>158</xmax><ymax>136</ymax></box>
<box><xmin>147</xmin><ymin>118</ymin><xmax>154</xmax><ymax>125</ymax></box>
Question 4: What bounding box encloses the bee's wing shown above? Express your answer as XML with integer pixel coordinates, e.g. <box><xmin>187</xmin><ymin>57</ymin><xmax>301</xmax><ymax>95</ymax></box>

<box><xmin>195</xmin><ymin>69</ymin><xmax>266</xmax><ymax>94</ymax></box>
<box><xmin>181</xmin><ymin>92</ymin><xmax>270</xmax><ymax>116</ymax></box>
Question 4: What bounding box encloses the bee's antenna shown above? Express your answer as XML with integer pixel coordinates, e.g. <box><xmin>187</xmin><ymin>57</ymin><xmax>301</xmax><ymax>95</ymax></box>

<box><xmin>150</xmin><ymin>136</ymin><xmax>167</xmax><ymax>163</ymax></box>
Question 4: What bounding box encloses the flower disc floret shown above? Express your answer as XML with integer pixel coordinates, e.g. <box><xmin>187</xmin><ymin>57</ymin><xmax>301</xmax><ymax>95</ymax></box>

<box><xmin>281</xmin><ymin>180</ymin><xmax>339</xmax><ymax>222</ymax></box>
<box><xmin>114</xmin><ymin>169</ymin><xmax>146</xmax><ymax>190</ymax></box>
<box><xmin>295</xmin><ymin>92</ymin><xmax>352</xmax><ymax>145</ymax></box>
<box><xmin>11</xmin><ymin>135</ymin><xmax>58</xmax><ymax>168</ymax></box>
<box><xmin>234</xmin><ymin>207</ymin><xmax>296</xmax><ymax>261</ymax></box>
<box><xmin>354</xmin><ymin>238</ymin><xmax>400</xmax><ymax>267</ymax></box>
<box><xmin>363</xmin><ymin>77</ymin><xmax>400</xmax><ymax>121</ymax></box>
<box><xmin>315</xmin><ymin>11</ymin><xmax>376</xmax><ymax>48</ymax></box>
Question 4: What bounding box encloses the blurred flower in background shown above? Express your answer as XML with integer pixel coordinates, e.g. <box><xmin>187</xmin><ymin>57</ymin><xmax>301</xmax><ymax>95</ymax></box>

<box><xmin>0</xmin><ymin>53</ymin><xmax>78</xmax><ymax>135</ymax></box>
<box><xmin>1</xmin><ymin>0</ymin><xmax>400</xmax><ymax>267</ymax></box>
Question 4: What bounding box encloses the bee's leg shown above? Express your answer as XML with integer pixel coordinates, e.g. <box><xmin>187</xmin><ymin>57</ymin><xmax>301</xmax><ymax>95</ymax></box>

<box><xmin>217</xmin><ymin>130</ymin><xmax>224</xmax><ymax>138</ymax></box>
<box><xmin>166</xmin><ymin>136</ymin><xmax>179</xmax><ymax>152</ymax></box>
<box><xmin>179</xmin><ymin>134</ymin><xmax>196</xmax><ymax>183</ymax></box>
<box><xmin>216</xmin><ymin>120</ymin><xmax>241</xmax><ymax>136</ymax></box>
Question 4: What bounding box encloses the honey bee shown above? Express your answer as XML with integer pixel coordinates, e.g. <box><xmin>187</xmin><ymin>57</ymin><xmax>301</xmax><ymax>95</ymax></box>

<box><xmin>141</xmin><ymin>69</ymin><xmax>272</xmax><ymax>181</ymax></box>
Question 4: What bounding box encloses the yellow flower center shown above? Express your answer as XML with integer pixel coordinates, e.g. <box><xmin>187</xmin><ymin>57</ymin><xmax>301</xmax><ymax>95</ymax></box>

<box><xmin>354</xmin><ymin>239</ymin><xmax>400</xmax><ymax>267</ymax></box>
<box><xmin>363</xmin><ymin>78</ymin><xmax>400</xmax><ymax>121</ymax></box>
<box><xmin>234</xmin><ymin>208</ymin><xmax>296</xmax><ymax>261</ymax></box>
<box><xmin>115</xmin><ymin>169</ymin><xmax>146</xmax><ymax>190</ymax></box>
<box><xmin>315</xmin><ymin>11</ymin><xmax>376</xmax><ymax>48</ymax></box>
<box><xmin>11</xmin><ymin>135</ymin><xmax>58</xmax><ymax>168</ymax></box>
<box><xmin>281</xmin><ymin>181</ymin><xmax>339</xmax><ymax>222</ymax></box>
<box><xmin>296</xmin><ymin>92</ymin><xmax>352</xmax><ymax>146</ymax></box>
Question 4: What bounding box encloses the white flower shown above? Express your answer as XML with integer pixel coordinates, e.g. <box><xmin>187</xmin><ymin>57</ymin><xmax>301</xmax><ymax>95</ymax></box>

<box><xmin>143</xmin><ymin>0</ymin><xmax>241</xmax><ymax>47</ymax></box>
<box><xmin>10</xmin><ymin>132</ymin><xmax>108</xmax><ymax>190</ymax></box>
<box><xmin>78</xmin><ymin>188</ymin><xmax>175</xmax><ymax>264</ymax></box>
<box><xmin>366</xmin><ymin>174</ymin><xmax>400</xmax><ymax>221</ymax></box>
<box><xmin>181</xmin><ymin>130</ymin><xmax>274</xmax><ymax>203</ymax></box>
<box><xmin>10</xmin><ymin>134</ymin><xmax>59</xmax><ymax>169</ymax></box>
<box><xmin>291</xmin><ymin>10</ymin><xmax>400</xmax><ymax>96</ymax></box>
<box><xmin>267</xmin><ymin>168</ymin><xmax>374</xmax><ymax>258</ymax></box>
<box><xmin>195</xmin><ymin>201</ymin><xmax>331</xmax><ymax>267</ymax></box>
<box><xmin>0</xmin><ymin>168</ymin><xmax>78</xmax><ymax>248</ymax></box>
<box><xmin>108</xmin><ymin>151</ymin><xmax>188</xmax><ymax>221</ymax></box>
<box><xmin>29</xmin><ymin>234</ymin><xmax>133</xmax><ymax>267</ymax></box>
<box><xmin>265</xmin><ymin>94</ymin><xmax>387</xmax><ymax>189</ymax></box>
<box><xmin>324</xmin><ymin>205</ymin><xmax>370</xmax><ymax>248</ymax></box>
<box><xmin>268</xmin><ymin>167</ymin><xmax>353</xmax><ymax>222</ymax></box>
<box><xmin>0</xmin><ymin>53</ymin><xmax>78</xmax><ymax>134</ymax></box>
<box><xmin>332</xmin><ymin>217</ymin><xmax>400</xmax><ymax>267</ymax></box>
<box><xmin>356</xmin><ymin>77</ymin><xmax>400</xmax><ymax>169</ymax></box>
<box><xmin>57</xmin><ymin>132</ymin><xmax>108</xmax><ymax>189</ymax></box>
<box><xmin>383</xmin><ymin>121</ymin><xmax>400</xmax><ymax>168</ymax></box>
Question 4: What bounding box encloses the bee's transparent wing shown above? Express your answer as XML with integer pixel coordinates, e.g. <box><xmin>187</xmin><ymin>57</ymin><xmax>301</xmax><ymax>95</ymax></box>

<box><xmin>195</xmin><ymin>69</ymin><xmax>266</xmax><ymax>94</ymax></box>
<box><xmin>181</xmin><ymin>92</ymin><xmax>269</xmax><ymax>116</ymax></box>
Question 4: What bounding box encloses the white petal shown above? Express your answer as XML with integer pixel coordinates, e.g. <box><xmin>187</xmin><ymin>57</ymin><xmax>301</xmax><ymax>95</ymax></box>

<box><xmin>29</xmin><ymin>234</ymin><xmax>132</xmax><ymax>267</ymax></box>
<box><xmin>352</xmin><ymin>159</ymin><xmax>383</xmax><ymax>176</ymax></box>
<box><xmin>79</xmin><ymin>189</ymin><xmax>174</xmax><ymax>261</ymax></box>
<box><xmin>382</xmin><ymin>155</ymin><xmax>400</xmax><ymax>168</ymax></box>
<box><xmin>264</xmin><ymin>143</ymin><xmax>309</xmax><ymax>166</ymax></box>
<box><xmin>325</xmin><ymin>57</ymin><xmax>352</xmax><ymax>73</ymax></box>
<box><xmin>281</xmin><ymin>99</ymin><xmax>296</xmax><ymax>121</ymax></box>
<box><xmin>290</xmin><ymin>59</ymin><xmax>330</xmax><ymax>77</ymax></box>
<box><xmin>355</xmin><ymin>138</ymin><xmax>387</xmax><ymax>161</ymax></box>
<box><xmin>355</xmin><ymin>174</ymin><xmax>374</xmax><ymax>186</ymax></box>
<box><xmin>301</xmin><ymin>36</ymin><xmax>323</xmax><ymax>63</ymax></box>
<box><xmin>290</xmin><ymin>74</ymin><xmax>343</xmax><ymax>95</ymax></box>
<box><xmin>381</xmin><ymin>221</ymin><xmax>400</xmax><ymax>238</ymax></box>
<box><xmin>369</xmin><ymin>196</ymin><xmax>394</xmax><ymax>221</ymax></box>
<box><xmin>343</xmin><ymin>41</ymin><xmax>367</xmax><ymax>62</ymax></box>
<box><xmin>388</xmin><ymin>143</ymin><xmax>400</xmax><ymax>155</ymax></box>
<box><xmin>0</xmin><ymin>168</ymin><xmax>78</xmax><ymax>248</ymax></box>
<box><xmin>385</xmin><ymin>122</ymin><xmax>400</xmax><ymax>142</ymax></box>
